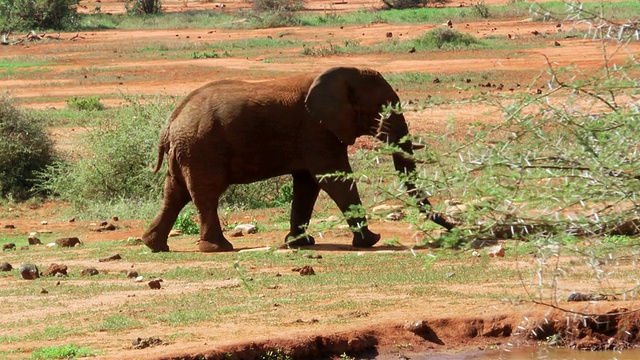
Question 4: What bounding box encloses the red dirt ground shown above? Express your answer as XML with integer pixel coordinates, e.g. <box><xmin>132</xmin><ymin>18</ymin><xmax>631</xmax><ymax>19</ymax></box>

<box><xmin>1</xmin><ymin>0</ymin><xmax>639</xmax><ymax>359</ymax></box>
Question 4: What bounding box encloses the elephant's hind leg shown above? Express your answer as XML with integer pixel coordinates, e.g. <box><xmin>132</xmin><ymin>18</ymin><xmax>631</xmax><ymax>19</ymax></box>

<box><xmin>143</xmin><ymin>174</ymin><xmax>192</xmax><ymax>252</ymax></box>
<box><xmin>285</xmin><ymin>171</ymin><xmax>321</xmax><ymax>248</ymax></box>
<box><xmin>185</xmin><ymin>174</ymin><xmax>233</xmax><ymax>253</ymax></box>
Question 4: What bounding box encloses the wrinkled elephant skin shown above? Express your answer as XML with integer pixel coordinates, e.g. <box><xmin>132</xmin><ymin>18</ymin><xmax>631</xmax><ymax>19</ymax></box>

<box><xmin>142</xmin><ymin>66</ymin><xmax>452</xmax><ymax>253</ymax></box>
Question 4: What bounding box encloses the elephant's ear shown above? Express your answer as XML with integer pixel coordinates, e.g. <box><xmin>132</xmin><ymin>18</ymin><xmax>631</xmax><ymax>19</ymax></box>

<box><xmin>305</xmin><ymin>67</ymin><xmax>360</xmax><ymax>145</ymax></box>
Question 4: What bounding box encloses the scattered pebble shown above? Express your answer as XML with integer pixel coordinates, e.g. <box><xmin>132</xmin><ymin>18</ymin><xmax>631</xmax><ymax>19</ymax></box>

<box><xmin>2</xmin><ymin>243</ymin><xmax>16</xmax><ymax>251</ymax></box>
<box><xmin>148</xmin><ymin>279</ymin><xmax>163</xmax><ymax>289</ymax></box>
<box><xmin>40</xmin><ymin>288</ymin><xmax>48</xmax><ymax>294</ymax></box>
<box><xmin>3</xmin><ymin>224</ymin><xmax>15</xmax><ymax>229</ymax></box>
<box><xmin>299</xmin><ymin>265</ymin><xmax>315</xmax><ymax>276</ymax></box>
<box><xmin>135</xmin><ymin>276</ymin><xmax>144</xmax><ymax>282</ymax></box>
<box><xmin>40</xmin><ymin>221</ymin><xmax>48</xmax><ymax>225</ymax></box>
<box><xmin>132</xmin><ymin>336</ymin><xmax>164</xmax><ymax>349</ymax></box>
<box><xmin>99</xmin><ymin>253</ymin><xmax>122</xmax><ymax>262</ymax></box>
<box><xmin>18</xmin><ymin>264</ymin><xmax>39</xmax><ymax>280</ymax></box>
<box><xmin>0</xmin><ymin>262</ymin><xmax>13</xmax><ymax>271</ymax></box>
<box><xmin>126</xmin><ymin>270</ymin><xmax>139</xmax><ymax>278</ymax></box>
<box><xmin>81</xmin><ymin>267</ymin><xmax>99</xmax><ymax>276</ymax></box>
<box><xmin>55</xmin><ymin>237</ymin><xmax>81</xmax><ymax>247</ymax></box>
<box><xmin>567</xmin><ymin>292</ymin><xmax>607</xmax><ymax>302</ymax></box>
<box><xmin>488</xmin><ymin>245</ymin><xmax>505</xmax><ymax>257</ymax></box>
<box><xmin>42</xmin><ymin>263</ymin><xmax>68</xmax><ymax>277</ymax></box>
<box><xmin>28</xmin><ymin>237</ymin><xmax>42</xmax><ymax>245</ymax></box>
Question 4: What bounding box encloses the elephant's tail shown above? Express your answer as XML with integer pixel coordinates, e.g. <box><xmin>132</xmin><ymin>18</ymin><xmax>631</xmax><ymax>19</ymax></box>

<box><xmin>151</xmin><ymin>128</ymin><xmax>169</xmax><ymax>173</ymax></box>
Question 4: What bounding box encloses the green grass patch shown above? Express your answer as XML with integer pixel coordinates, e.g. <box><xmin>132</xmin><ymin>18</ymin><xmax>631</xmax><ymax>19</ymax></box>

<box><xmin>30</xmin><ymin>343</ymin><xmax>95</xmax><ymax>359</ymax></box>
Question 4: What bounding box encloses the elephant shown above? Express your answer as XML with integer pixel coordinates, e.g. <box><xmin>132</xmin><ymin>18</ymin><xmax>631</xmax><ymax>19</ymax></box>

<box><xmin>142</xmin><ymin>66</ymin><xmax>454</xmax><ymax>253</ymax></box>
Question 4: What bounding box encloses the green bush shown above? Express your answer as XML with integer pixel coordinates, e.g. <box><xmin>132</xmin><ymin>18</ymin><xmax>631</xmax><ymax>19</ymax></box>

<box><xmin>0</xmin><ymin>93</ymin><xmax>57</xmax><ymax>200</ymax></box>
<box><xmin>174</xmin><ymin>208</ymin><xmax>200</xmax><ymax>235</ymax></box>
<box><xmin>65</xmin><ymin>96</ymin><xmax>105</xmax><ymax>111</ymax></box>
<box><xmin>38</xmin><ymin>95</ymin><xmax>170</xmax><ymax>208</ymax></box>
<box><xmin>243</xmin><ymin>0</ymin><xmax>303</xmax><ymax>28</ymax></box>
<box><xmin>414</xmin><ymin>27</ymin><xmax>484</xmax><ymax>49</ymax></box>
<box><xmin>125</xmin><ymin>0</ymin><xmax>161</xmax><ymax>14</ymax></box>
<box><xmin>0</xmin><ymin>0</ymin><xmax>79</xmax><ymax>31</ymax></box>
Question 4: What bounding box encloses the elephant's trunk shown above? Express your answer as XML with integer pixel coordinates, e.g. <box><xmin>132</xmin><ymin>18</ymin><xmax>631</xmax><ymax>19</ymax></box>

<box><xmin>377</xmin><ymin>113</ymin><xmax>456</xmax><ymax>231</ymax></box>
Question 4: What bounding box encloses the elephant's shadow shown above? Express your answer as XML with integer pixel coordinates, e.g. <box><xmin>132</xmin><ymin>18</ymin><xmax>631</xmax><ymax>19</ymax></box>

<box><xmin>172</xmin><ymin>243</ymin><xmax>411</xmax><ymax>253</ymax></box>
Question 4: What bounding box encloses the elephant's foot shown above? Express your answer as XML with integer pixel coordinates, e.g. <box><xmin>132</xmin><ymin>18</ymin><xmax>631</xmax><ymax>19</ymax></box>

<box><xmin>198</xmin><ymin>239</ymin><xmax>234</xmax><ymax>253</ymax></box>
<box><xmin>284</xmin><ymin>233</ymin><xmax>316</xmax><ymax>248</ymax></box>
<box><xmin>142</xmin><ymin>233</ymin><xmax>170</xmax><ymax>252</ymax></box>
<box><xmin>352</xmin><ymin>229</ymin><xmax>380</xmax><ymax>248</ymax></box>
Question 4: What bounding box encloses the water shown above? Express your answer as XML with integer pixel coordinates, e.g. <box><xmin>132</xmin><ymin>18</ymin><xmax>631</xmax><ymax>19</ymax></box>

<box><xmin>384</xmin><ymin>348</ymin><xmax>640</xmax><ymax>360</ymax></box>
<box><xmin>476</xmin><ymin>348</ymin><xmax>640</xmax><ymax>360</ymax></box>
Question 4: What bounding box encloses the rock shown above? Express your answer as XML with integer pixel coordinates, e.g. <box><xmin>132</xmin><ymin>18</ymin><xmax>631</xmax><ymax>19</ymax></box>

<box><xmin>99</xmin><ymin>221</ymin><xmax>108</xmax><ymax>226</ymax></box>
<box><xmin>112</xmin><ymin>216</ymin><xmax>119</xmax><ymax>221</ymax></box>
<box><xmin>99</xmin><ymin>253</ymin><xmax>122</xmax><ymax>262</ymax></box>
<box><xmin>91</xmin><ymin>223</ymin><xmax>116</xmax><ymax>232</ymax></box>
<box><xmin>404</xmin><ymin>320</ymin><xmax>430</xmax><ymax>334</ymax></box>
<box><xmin>42</xmin><ymin>263</ymin><xmax>68</xmax><ymax>277</ymax></box>
<box><xmin>46</xmin><ymin>242</ymin><xmax>57</xmax><ymax>248</ymax></box>
<box><xmin>28</xmin><ymin>237</ymin><xmax>42</xmax><ymax>245</ymax></box>
<box><xmin>229</xmin><ymin>229</ymin><xmax>244</xmax><ymax>237</ymax></box>
<box><xmin>2</xmin><ymin>243</ymin><xmax>16</xmax><ymax>251</ymax></box>
<box><xmin>372</xmin><ymin>204</ymin><xmax>401</xmax><ymax>213</ymax></box>
<box><xmin>148</xmin><ymin>279</ymin><xmax>163</xmax><ymax>289</ymax></box>
<box><xmin>19</xmin><ymin>264</ymin><xmax>39</xmax><ymax>280</ymax></box>
<box><xmin>233</xmin><ymin>223</ymin><xmax>257</xmax><ymax>235</ymax></box>
<box><xmin>386</xmin><ymin>211</ymin><xmax>405</xmax><ymax>221</ymax></box>
<box><xmin>0</xmin><ymin>262</ymin><xmax>12</xmax><ymax>271</ymax></box>
<box><xmin>20</xmin><ymin>246</ymin><xmax>29</xmax><ymax>251</ymax></box>
<box><xmin>4</xmin><ymin>224</ymin><xmax>15</xmax><ymax>229</ymax></box>
<box><xmin>81</xmin><ymin>267</ymin><xmax>99</xmax><ymax>276</ymax></box>
<box><xmin>132</xmin><ymin>336</ymin><xmax>164</xmax><ymax>349</ymax></box>
<box><xmin>567</xmin><ymin>292</ymin><xmax>607</xmax><ymax>302</ymax></box>
<box><xmin>126</xmin><ymin>270</ymin><xmax>139</xmax><ymax>278</ymax></box>
<box><xmin>488</xmin><ymin>245</ymin><xmax>505</xmax><ymax>257</ymax></box>
<box><xmin>40</xmin><ymin>220</ymin><xmax>48</xmax><ymax>225</ymax></box>
<box><xmin>386</xmin><ymin>32</ymin><xmax>393</xmax><ymax>38</ymax></box>
<box><xmin>302</xmin><ymin>254</ymin><xmax>322</xmax><ymax>259</ymax></box>
<box><xmin>299</xmin><ymin>265</ymin><xmax>315</xmax><ymax>276</ymax></box>
<box><xmin>40</xmin><ymin>288</ymin><xmax>48</xmax><ymax>294</ymax></box>
<box><xmin>135</xmin><ymin>276</ymin><xmax>144</xmax><ymax>282</ymax></box>
<box><xmin>126</xmin><ymin>237</ymin><xmax>143</xmax><ymax>245</ymax></box>
<box><xmin>408</xmin><ymin>47</ymin><xmax>416</xmax><ymax>54</ymax></box>
<box><xmin>447</xmin><ymin>19</ymin><xmax>453</xmax><ymax>28</ymax></box>
<box><xmin>168</xmin><ymin>229</ymin><xmax>182</xmax><ymax>237</ymax></box>
<box><xmin>55</xmin><ymin>237</ymin><xmax>81</xmax><ymax>247</ymax></box>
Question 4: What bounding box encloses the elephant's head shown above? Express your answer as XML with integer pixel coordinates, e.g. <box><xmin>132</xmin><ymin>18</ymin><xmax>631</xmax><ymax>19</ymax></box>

<box><xmin>305</xmin><ymin>67</ymin><xmax>455</xmax><ymax>230</ymax></box>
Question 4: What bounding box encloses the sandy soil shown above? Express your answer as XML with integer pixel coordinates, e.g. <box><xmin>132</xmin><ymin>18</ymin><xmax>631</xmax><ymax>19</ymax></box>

<box><xmin>1</xmin><ymin>0</ymin><xmax>639</xmax><ymax>359</ymax></box>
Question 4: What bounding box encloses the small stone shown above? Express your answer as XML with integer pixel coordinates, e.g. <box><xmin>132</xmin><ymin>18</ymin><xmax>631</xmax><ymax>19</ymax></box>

<box><xmin>0</xmin><ymin>262</ymin><xmax>13</xmax><ymax>271</ymax></box>
<box><xmin>99</xmin><ymin>253</ymin><xmax>122</xmax><ymax>262</ymax></box>
<box><xmin>386</xmin><ymin>211</ymin><xmax>405</xmax><ymax>221</ymax></box>
<box><xmin>567</xmin><ymin>292</ymin><xmax>606</xmax><ymax>302</ymax></box>
<box><xmin>233</xmin><ymin>224</ymin><xmax>257</xmax><ymax>235</ymax></box>
<box><xmin>126</xmin><ymin>270</ymin><xmax>139</xmax><ymax>278</ymax></box>
<box><xmin>2</xmin><ymin>243</ymin><xmax>16</xmax><ymax>251</ymax></box>
<box><xmin>28</xmin><ymin>237</ymin><xmax>42</xmax><ymax>245</ymax></box>
<box><xmin>488</xmin><ymin>245</ymin><xmax>505</xmax><ymax>257</ymax></box>
<box><xmin>229</xmin><ymin>229</ymin><xmax>244</xmax><ymax>237</ymax></box>
<box><xmin>112</xmin><ymin>216</ymin><xmax>119</xmax><ymax>221</ymax></box>
<box><xmin>40</xmin><ymin>288</ymin><xmax>48</xmax><ymax>294</ymax></box>
<box><xmin>55</xmin><ymin>237</ymin><xmax>81</xmax><ymax>247</ymax></box>
<box><xmin>46</xmin><ymin>242</ymin><xmax>57</xmax><ymax>248</ymax></box>
<box><xmin>69</xmin><ymin>217</ymin><xmax>76</xmax><ymax>222</ymax></box>
<box><xmin>81</xmin><ymin>267</ymin><xmax>99</xmax><ymax>276</ymax></box>
<box><xmin>168</xmin><ymin>229</ymin><xmax>182</xmax><ymax>237</ymax></box>
<box><xmin>386</xmin><ymin>32</ymin><xmax>392</xmax><ymax>37</ymax></box>
<box><xmin>99</xmin><ymin>221</ymin><xmax>108</xmax><ymax>226</ymax></box>
<box><xmin>42</xmin><ymin>263</ymin><xmax>68</xmax><ymax>277</ymax></box>
<box><xmin>18</xmin><ymin>264</ymin><xmax>39</xmax><ymax>280</ymax></box>
<box><xmin>299</xmin><ymin>265</ymin><xmax>315</xmax><ymax>276</ymax></box>
<box><xmin>20</xmin><ymin>246</ymin><xmax>29</xmax><ymax>251</ymax></box>
<box><xmin>135</xmin><ymin>276</ymin><xmax>144</xmax><ymax>282</ymax></box>
<box><xmin>404</xmin><ymin>320</ymin><xmax>430</xmax><ymax>335</ymax></box>
<box><xmin>148</xmin><ymin>279</ymin><xmax>163</xmax><ymax>289</ymax></box>
<box><xmin>4</xmin><ymin>224</ymin><xmax>15</xmax><ymax>229</ymax></box>
<box><xmin>40</xmin><ymin>220</ymin><xmax>48</xmax><ymax>225</ymax></box>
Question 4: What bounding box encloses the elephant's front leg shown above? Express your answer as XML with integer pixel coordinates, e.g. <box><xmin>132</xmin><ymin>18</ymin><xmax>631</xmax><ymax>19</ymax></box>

<box><xmin>142</xmin><ymin>174</ymin><xmax>192</xmax><ymax>252</ymax></box>
<box><xmin>285</xmin><ymin>171</ymin><xmax>321</xmax><ymax>248</ymax></box>
<box><xmin>318</xmin><ymin>172</ymin><xmax>380</xmax><ymax>248</ymax></box>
